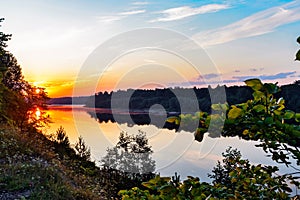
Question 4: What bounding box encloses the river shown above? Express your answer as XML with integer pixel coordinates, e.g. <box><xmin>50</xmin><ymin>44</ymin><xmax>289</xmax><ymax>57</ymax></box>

<box><xmin>45</xmin><ymin>105</ymin><xmax>296</xmax><ymax>183</ymax></box>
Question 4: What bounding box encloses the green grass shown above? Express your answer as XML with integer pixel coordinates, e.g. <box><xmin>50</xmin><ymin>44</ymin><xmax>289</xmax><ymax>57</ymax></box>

<box><xmin>0</xmin><ymin>124</ymin><xmax>104</xmax><ymax>200</ymax></box>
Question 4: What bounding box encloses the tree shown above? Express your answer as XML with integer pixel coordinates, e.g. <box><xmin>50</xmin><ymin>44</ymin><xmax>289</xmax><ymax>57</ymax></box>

<box><xmin>120</xmin><ymin>147</ymin><xmax>298</xmax><ymax>199</ymax></box>
<box><xmin>208</xmin><ymin>147</ymin><xmax>297</xmax><ymax>199</ymax></box>
<box><xmin>0</xmin><ymin>18</ymin><xmax>11</xmax><ymax>78</ymax></box>
<box><xmin>0</xmin><ymin>18</ymin><xmax>11</xmax><ymax>49</ymax></box>
<box><xmin>1</xmin><ymin>52</ymin><xmax>26</xmax><ymax>92</ymax></box>
<box><xmin>168</xmin><ymin>79</ymin><xmax>300</xmax><ymax>167</ymax></box>
<box><xmin>0</xmin><ymin>18</ymin><xmax>49</xmax><ymax>130</ymax></box>
<box><xmin>55</xmin><ymin>126</ymin><xmax>70</xmax><ymax>146</ymax></box>
<box><xmin>101</xmin><ymin>131</ymin><xmax>155</xmax><ymax>175</ymax></box>
<box><xmin>75</xmin><ymin>136</ymin><xmax>91</xmax><ymax>161</ymax></box>
<box><xmin>100</xmin><ymin>131</ymin><xmax>156</xmax><ymax>199</ymax></box>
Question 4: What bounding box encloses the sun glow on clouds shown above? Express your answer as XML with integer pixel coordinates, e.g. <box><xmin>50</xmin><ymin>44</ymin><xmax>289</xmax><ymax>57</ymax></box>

<box><xmin>95</xmin><ymin>49</ymin><xmax>201</xmax><ymax>93</ymax></box>
<box><xmin>30</xmin><ymin>79</ymin><xmax>75</xmax><ymax>97</ymax></box>
<box><xmin>2</xmin><ymin>0</ymin><xmax>299</xmax><ymax>98</ymax></box>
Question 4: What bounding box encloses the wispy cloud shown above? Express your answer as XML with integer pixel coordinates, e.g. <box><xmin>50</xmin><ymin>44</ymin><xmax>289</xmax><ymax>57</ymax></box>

<box><xmin>97</xmin><ymin>9</ymin><xmax>146</xmax><ymax>23</ymax></box>
<box><xmin>232</xmin><ymin>71</ymin><xmax>296</xmax><ymax>81</ymax></box>
<box><xmin>150</xmin><ymin>4</ymin><xmax>230</xmax><ymax>22</ymax></box>
<box><xmin>197</xmin><ymin>73</ymin><xmax>220</xmax><ymax>80</ymax></box>
<box><xmin>97</xmin><ymin>16</ymin><xmax>124</xmax><ymax>23</ymax></box>
<box><xmin>194</xmin><ymin>1</ymin><xmax>300</xmax><ymax>46</ymax></box>
<box><xmin>131</xmin><ymin>1</ymin><xmax>149</xmax><ymax>6</ymax></box>
<box><xmin>169</xmin><ymin>71</ymin><xmax>296</xmax><ymax>88</ymax></box>
<box><xmin>119</xmin><ymin>9</ymin><xmax>146</xmax><ymax>15</ymax></box>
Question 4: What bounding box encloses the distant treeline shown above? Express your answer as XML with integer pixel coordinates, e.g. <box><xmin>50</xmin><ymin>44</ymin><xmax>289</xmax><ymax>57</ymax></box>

<box><xmin>84</xmin><ymin>82</ymin><xmax>300</xmax><ymax>113</ymax></box>
<box><xmin>48</xmin><ymin>82</ymin><xmax>300</xmax><ymax>113</ymax></box>
<box><xmin>48</xmin><ymin>96</ymin><xmax>90</xmax><ymax>105</ymax></box>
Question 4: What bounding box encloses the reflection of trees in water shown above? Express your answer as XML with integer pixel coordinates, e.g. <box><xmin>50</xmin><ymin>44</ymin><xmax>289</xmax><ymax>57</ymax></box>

<box><xmin>101</xmin><ymin>131</ymin><xmax>155</xmax><ymax>174</ymax></box>
<box><xmin>87</xmin><ymin>110</ymin><xmax>206</xmax><ymax>134</ymax></box>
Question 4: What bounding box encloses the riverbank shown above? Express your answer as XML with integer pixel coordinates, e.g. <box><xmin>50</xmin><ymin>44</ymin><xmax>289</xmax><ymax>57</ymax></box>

<box><xmin>0</xmin><ymin>124</ymin><xmax>105</xmax><ymax>199</ymax></box>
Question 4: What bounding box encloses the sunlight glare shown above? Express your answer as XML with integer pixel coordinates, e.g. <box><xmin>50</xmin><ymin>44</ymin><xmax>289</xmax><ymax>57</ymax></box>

<box><xmin>35</xmin><ymin>107</ymin><xmax>41</xmax><ymax>120</ymax></box>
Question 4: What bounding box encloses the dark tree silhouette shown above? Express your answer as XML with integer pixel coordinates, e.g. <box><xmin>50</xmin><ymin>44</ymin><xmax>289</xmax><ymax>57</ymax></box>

<box><xmin>101</xmin><ymin>131</ymin><xmax>155</xmax><ymax>175</ymax></box>
<box><xmin>75</xmin><ymin>136</ymin><xmax>91</xmax><ymax>161</ymax></box>
<box><xmin>99</xmin><ymin>131</ymin><xmax>156</xmax><ymax>198</ymax></box>
<box><xmin>0</xmin><ymin>18</ymin><xmax>49</xmax><ymax>130</ymax></box>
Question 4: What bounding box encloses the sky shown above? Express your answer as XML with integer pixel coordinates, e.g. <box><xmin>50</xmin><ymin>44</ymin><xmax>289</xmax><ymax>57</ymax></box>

<box><xmin>1</xmin><ymin>0</ymin><xmax>300</xmax><ymax>97</ymax></box>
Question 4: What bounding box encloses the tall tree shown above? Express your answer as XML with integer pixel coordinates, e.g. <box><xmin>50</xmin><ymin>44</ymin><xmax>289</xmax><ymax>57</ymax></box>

<box><xmin>0</xmin><ymin>18</ymin><xmax>49</xmax><ymax>130</ymax></box>
<box><xmin>0</xmin><ymin>18</ymin><xmax>11</xmax><ymax>79</ymax></box>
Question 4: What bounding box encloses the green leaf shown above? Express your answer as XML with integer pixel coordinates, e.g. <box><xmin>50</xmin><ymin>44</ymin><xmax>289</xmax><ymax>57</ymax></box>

<box><xmin>264</xmin><ymin>83</ymin><xmax>279</xmax><ymax>94</ymax></box>
<box><xmin>253</xmin><ymin>91</ymin><xmax>265</xmax><ymax>101</ymax></box>
<box><xmin>194</xmin><ymin>128</ymin><xmax>205</xmax><ymax>142</ymax></box>
<box><xmin>228</xmin><ymin>106</ymin><xmax>244</xmax><ymax>119</ymax></box>
<box><xmin>229</xmin><ymin>171</ymin><xmax>236</xmax><ymax>177</ymax></box>
<box><xmin>245</xmin><ymin>79</ymin><xmax>263</xmax><ymax>91</ymax></box>
<box><xmin>297</xmin><ymin>36</ymin><xmax>300</xmax><ymax>44</ymax></box>
<box><xmin>264</xmin><ymin>117</ymin><xmax>274</xmax><ymax>124</ymax></box>
<box><xmin>283</xmin><ymin>110</ymin><xmax>295</xmax><ymax>119</ymax></box>
<box><xmin>276</xmin><ymin>104</ymin><xmax>285</xmax><ymax>111</ymax></box>
<box><xmin>242</xmin><ymin>129</ymin><xmax>249</xmax><ymax>135</ymax></box>
<box><xmin>166</xmin><ymin>116</ymin><xmax>179</xmax><ymax>124</ymax></box>
<box><xmin>295</xmin><ymin>113</ymin><xmax>300</xmax><ymax>122</ymax></box>
<box><xmin>211</xmin><ymin>103</ymin><xmax>228</xmax><ymax>111</ymax></box>
<box><xmin>142</xmin><ymin>182</ymin><xmax>155</xmax><ymax>190</ymax></box>
<box><xmin>296</xmin><ymin>49</ymin><xmax>300</xmax><ymax>61</ymax></box>
<box><xmin>253</xmin><ymin>105</ymin><xmax>265</xmax><ymax>112</ymax></box>
<box><xmin>211</xmin><ymin>104</ymin><xmax>221</xmax><ymax>111</ymax></box>
<box><xmin>159</xmin><ymin>185</ymin><xmax>174</xmax><ymax>193</ymax></box>
<box><xmin>274</xmin><ymin>110</ymin><xmax>282</xmax><ymax>116</ymax></box>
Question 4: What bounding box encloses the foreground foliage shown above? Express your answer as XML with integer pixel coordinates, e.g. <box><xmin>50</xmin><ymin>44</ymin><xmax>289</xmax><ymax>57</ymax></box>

<box><xmin>0</xmin><ymin>125</ymin><xmax>157</xmax><ymax>199</ymax></box>
<box><xmin>167</xmin><ymin>79</ymin><xmax>300</xmax><ymax>168</ymax></box>
<box><xmin>120</xmin><ymin>147</ymin><xmax>299</xmax><ymax>199</ymax></box>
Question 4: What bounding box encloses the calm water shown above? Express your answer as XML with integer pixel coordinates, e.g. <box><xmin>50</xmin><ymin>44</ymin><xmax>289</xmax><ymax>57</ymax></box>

<box><xmin>45</xmin><ymin>105</ymin><xmax>296</xmax><ymax>183</ymax></box>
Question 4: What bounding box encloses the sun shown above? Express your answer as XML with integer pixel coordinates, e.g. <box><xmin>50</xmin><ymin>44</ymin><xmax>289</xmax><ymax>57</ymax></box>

<box><xmin>35</xmin><ymin>107</ymin><xmax>41</xmax><ymax>120</ymax></box>
<box><xmin>35</xmin><ymin>88</ymin><xmax>40</xmax><ymax>94</ymax></box>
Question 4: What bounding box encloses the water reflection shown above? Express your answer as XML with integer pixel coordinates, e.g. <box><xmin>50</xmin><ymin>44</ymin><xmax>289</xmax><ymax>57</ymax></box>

<box><xmin>46</xmin><ymin>105</ymin><xmax>296</xmax><ymax>182</ymax></box>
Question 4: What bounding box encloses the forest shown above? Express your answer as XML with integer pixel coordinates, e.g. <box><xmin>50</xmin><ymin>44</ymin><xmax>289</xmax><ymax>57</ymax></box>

<box><xmin>85</xmin><ymin>82</ymin><xmax>300</xmax><ymax>114</ymax></box>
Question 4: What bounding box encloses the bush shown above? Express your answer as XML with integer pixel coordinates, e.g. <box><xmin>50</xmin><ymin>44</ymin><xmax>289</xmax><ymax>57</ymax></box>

<box><xmin>119</xmin><ymin>147</ymin><xmax>299</xmax><ymax>199</ymax></box>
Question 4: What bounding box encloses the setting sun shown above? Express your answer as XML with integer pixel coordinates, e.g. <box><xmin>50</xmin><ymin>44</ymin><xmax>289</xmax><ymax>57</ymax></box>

<box><xmin>35</xmin><ymin>107</ymin><xmax>41</xmax><ymax>120</ymax></box>
<box><xmin>1</xmin><ymin>1</ymin><xmax>300</xmax><ymax>198</ymax></box>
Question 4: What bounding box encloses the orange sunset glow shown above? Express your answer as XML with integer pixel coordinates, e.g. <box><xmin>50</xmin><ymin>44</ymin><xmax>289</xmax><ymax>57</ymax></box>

<box><xmin>30</xmin><ymin>78</ymin><xmax>75</xmax><ymax>97</ymax></box>
<box><xmin>1</xmin><ymin>1</ymin><xmax>300</xmax><ymax>198</ymax></box>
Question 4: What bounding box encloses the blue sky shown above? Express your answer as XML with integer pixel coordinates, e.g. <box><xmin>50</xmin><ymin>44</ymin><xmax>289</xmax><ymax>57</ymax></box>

<box><xmin>0</xmin><ymin>0</ymin><xmax>300</xmax><ymax>96</ymax></box>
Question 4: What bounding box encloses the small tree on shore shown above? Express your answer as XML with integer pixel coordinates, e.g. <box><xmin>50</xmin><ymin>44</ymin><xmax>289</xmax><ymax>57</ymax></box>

<box><xmin>75</xmin><ymin>136</ymin><xmax>91</xmax><ymax>161</ymax></box>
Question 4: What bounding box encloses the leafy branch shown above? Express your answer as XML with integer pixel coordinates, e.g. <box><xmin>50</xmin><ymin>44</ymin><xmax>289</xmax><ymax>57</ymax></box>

<box><xmin>167</xmin><ymin>79</ymin><xmax>300</xmax><ymax>167</ymax></box>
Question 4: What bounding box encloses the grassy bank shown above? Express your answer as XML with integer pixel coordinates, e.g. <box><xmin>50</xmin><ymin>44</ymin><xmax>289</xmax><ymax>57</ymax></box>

<box><xmin>0</xmin><ymin>124</ymin><xmax>105</xmax><ymax>200</ymax></box>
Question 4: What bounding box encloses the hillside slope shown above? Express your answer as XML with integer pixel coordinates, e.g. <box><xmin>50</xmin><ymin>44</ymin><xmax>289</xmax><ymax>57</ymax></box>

<box><xmin>0</xmin><ymin>124</ymin><xmax>105</xmax><ymax>200</ymax></box>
